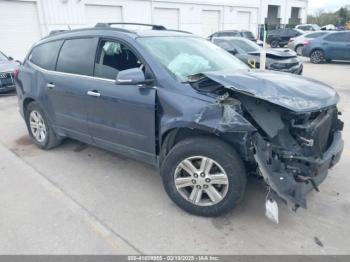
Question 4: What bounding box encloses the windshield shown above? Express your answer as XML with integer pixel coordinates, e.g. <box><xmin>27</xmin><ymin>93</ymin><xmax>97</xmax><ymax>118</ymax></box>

<box><xmin>0</xmin><ymin>52</ymin><xmax>8</xmax><ymax>61</ymax></box>
<box><xmin>138</xmin><ymin>36</ymin><xmax>248</xmax><ymax>81</ymax></box>
<box><xmin>227</xmin><ymin>38</ymin><xmax>261</xmax><ymax>53</ymax></box>
<box><xmin>242</xmin><ymin>31</ymin><xmax>255</xmax><ymax>39</ymax></box>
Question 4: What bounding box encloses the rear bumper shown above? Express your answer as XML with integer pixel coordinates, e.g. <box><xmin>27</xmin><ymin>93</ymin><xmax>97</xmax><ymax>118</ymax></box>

<box><xmin>254</xmin><ymin>131</ymin><xmax>343</xmax><ymax>209</ymax></box>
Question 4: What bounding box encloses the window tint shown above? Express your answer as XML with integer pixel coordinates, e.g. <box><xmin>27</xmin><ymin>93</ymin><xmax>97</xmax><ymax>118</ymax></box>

<box><xmin>325</xmin><ymin>33</ymin><xmax>348</xmax><ymax>42</ymax></box>
<box><xmin>56</xmin><ymin>38</ymin><xmax>97</xmax><ymax>76</ymax></box>
<box><xmin>94</xmin><ymin>40</ymin><xmax>142</xmax><ymax>80</ymax></box>
<box><xmin>306</xmin><ymin>32</ymin><xmax>326</xmax><ymax>38</ymax></box>
<box><xmin>298</xmin><ymin>26</ymin><xmax>309</xmax><ymax>31</ymax></box>
<box><xmin>29</xmin><ymin>40</ymin><xmax>63</xmax><ymax>70</ymax></box>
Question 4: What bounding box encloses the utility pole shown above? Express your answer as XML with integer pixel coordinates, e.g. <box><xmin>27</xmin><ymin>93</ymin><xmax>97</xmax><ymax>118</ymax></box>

<box><xmin>260</xmin><ymin>24</ymin><xmax>267</xmax><ymax>70</ymax></box>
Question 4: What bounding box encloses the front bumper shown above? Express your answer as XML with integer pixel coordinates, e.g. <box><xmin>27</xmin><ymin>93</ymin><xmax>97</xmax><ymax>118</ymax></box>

<box><xmin>269</xmin><ymin>63</ymin><xmax>303</xmax><ymax>75</ymax></box>
<box><xmin>254</xmin><ymin>131</ymin><xmax>343</xmax><ymax>210</ymax></box>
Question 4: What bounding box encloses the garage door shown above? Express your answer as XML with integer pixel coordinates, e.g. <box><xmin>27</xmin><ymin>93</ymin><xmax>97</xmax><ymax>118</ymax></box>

<box><xmin>237</xmin><ymin>11</ymin><xmax>251</xmax><ymax>30</ymax></box>
<box><xmin>0</xmin><ymin>1</ymin><xmax>41</xmax><ymax>60</ymax></box>
<box><xmin>201</xmin><ymin>10</ymin><xmax>220</xmax><ymax>38</ymax></box>
<box><xmin>153</xmin><ymin>8</ymin><xmax>179</xmax><ymax>30</ymax></box>
<box><xmin>85</xmin><ymin>5</ymin><xmax>123</xmax><ymax>27</ymax></box>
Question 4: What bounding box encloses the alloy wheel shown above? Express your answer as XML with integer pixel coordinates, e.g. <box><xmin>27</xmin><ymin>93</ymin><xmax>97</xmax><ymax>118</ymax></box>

<box><xmin>174</xmin><ymin>156</ymin><xmax>229</xmax><ymax>206</ymax></box>
<box><xmin>310</xmin><ymin>50</ymin><xmax>324</xmax><ymax>64</ymax></box>
<box><xmin>29</xmin><ymin>110</ymin><xmax>47</xmax><ymax>143</ymax></box>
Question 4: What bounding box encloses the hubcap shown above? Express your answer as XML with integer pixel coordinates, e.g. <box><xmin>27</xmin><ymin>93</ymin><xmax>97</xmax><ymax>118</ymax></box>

<box><xmin>174</xmin><ymin>156</ymin><xmax>229</xmax><ymax>206</ymax></box>
<box><xmin>29</xmin><ymin>111</ymin><xmax>47</xmax><ymax>143</ymax></box>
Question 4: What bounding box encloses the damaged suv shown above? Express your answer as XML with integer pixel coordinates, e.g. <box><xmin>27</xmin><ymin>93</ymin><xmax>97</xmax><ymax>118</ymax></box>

<box><xmin>15</xmin><ymin>23</ymin><xmax>344</xmax><ymax>217</ymax></box>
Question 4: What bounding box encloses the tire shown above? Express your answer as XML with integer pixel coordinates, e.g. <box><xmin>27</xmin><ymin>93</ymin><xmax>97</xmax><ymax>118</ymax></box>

<box><xmin>270</xmin><ymin>40</ymin><xmax>279</xmax><ymax>48</ymax></box>
<box><xmin>161</xmin><ymin>137</ymin><xmax>247</xmax><ymax>217</ymax></box>
<box><xmin>295</xmin><ymin>45</ymin><xmax>303</xmax><ymax>56</ymax></box>
<box><xmin>25</xmin><ymin>101</ymin><xmax>62</xmax><ymax>150</ymax></box>
<box><xmin>310</xmin><ymin>49</ymin><xmax>325</xmax><ymax>64</ymax></box>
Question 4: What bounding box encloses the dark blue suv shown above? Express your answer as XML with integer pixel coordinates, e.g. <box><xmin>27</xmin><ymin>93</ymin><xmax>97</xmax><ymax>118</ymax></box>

<box><xmin>15</xmin><ymin>23</ymin><xmax>344</xmax><ymax>218</ymax></box>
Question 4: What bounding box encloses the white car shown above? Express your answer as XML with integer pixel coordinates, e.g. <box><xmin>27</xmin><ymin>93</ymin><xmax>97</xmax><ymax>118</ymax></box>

<box><xmin>288</xmin><ymin>31</ymin><xmax>329</xmax><ymax>55</ymax></box>
<box><xmin>295</xmin><ymin>24</ymin><xmax>321</xmax><ymax>32</ymax></box>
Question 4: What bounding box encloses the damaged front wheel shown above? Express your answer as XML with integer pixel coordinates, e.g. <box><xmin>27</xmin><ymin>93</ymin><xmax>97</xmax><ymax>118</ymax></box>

<box><xmin>161</xmin><ymin>137</ymin><xmax>247</xmax><ymax>217</ymax></box>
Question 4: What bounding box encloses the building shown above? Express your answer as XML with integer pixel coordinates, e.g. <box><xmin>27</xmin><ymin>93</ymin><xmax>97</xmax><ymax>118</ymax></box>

<box><xmin>0</xmin><ymin>0</ymin><xmax>308</xmax><ymax>59</ymax></box>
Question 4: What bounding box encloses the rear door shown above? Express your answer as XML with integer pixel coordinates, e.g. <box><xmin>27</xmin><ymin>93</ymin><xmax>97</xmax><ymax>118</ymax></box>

<box><xmin>47</xmin><ymin>37</ymin><xmax>98</xmax><ymax>143</ymax></box>
<box><xmin>85</xmin><ymin>38</ymin><xmax>157</xmax><ymax>164</ymax></box>
<box><xmin>324</xmin><ymin>32</ymin><xmax>349</xmax><ymax>60</ymax></box>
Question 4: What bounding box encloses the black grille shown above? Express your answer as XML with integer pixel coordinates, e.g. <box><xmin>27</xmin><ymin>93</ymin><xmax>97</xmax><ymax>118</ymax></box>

<box><xmin>0</xmin><ymin>72</ymin><xmax>15</xmax><ymax>88</ymax></box>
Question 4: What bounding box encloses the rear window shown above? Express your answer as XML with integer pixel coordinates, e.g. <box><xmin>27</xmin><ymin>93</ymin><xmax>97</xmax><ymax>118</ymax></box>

<box><xmin>242</xmin><ymin>31</ymin><xmax>255</xmax><ymax>39</ymax></box>
<box><xmin>56</xmin><ymin>38</ymin><xmax>97</xmax><ymax>76</ymax></box>
<box><xmin>306</xmin><ymin>32</ymin><xmax>327</xmax><ymax>38</ymax></box>
<box><xmin>29</xmin><ymin>40</ymin><xmax>63</xmax><ymax>70</ymax></box>
<box><xmin>218</xmin><ymin>31</ymin><xmax>240</xmax><ymax>37</ymax></box>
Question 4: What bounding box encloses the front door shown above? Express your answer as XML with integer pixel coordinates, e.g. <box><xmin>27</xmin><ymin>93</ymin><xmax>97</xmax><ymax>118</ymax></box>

<box><xmin>324</xmin><ymin>32</ymin><xmax>349</xmax><ymax>60</ymax></box>
<box><xmin>86</xmin><ymin>39</ymin><xmax>157</xmax><ymax>164</ymax></box>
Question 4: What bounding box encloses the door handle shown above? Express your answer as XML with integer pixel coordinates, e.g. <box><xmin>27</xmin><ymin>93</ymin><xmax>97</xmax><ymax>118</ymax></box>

<box><xmin>87</xmin><ymin>90</ymin><xmax>101</xmax><ymax>97</ymax></box>
<box><xmin>46</xmin><ymin>83</ymin><xmax>55</xmax><ymax>89</ymax></box>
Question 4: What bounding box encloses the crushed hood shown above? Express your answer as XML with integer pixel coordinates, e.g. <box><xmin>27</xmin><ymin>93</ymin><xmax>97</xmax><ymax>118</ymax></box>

<box><xmin>201</xmin><ymin>69</ymin><xmax>339</xmax><ymax>112</ymax></box>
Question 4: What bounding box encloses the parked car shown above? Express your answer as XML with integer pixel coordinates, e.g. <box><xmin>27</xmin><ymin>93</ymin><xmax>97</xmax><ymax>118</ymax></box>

<box><xmin>295</xmin><ymin>24</ymin><xmax>321</xmax><ymax>32</ymax></box>
<box><xmin>288</xmin><ymin>31</ymin><xmax>330</xmax><ymax>55</ymax></box>
<box><xmin>15</xmin><ymin>23</ymin><xmax>344</xmax><ymax>218</ymax></box>
<box><xmin>209</xmin><ymin>30</ymin><xmax>258</xmax><ymax>43</ymax></box>
<box><xmin>212</xmin><ymin>37</ymin><xmax>303</xmax><ymax>74</ymax></box>
<box><xmin>0</xmin><ymin>51</ymin><xmax>18</xmax><ymax>93</ymax></box>
<box><xmin>302</xmin><ymin>31</ymin><xmax>350</xmax><ymax>63</ymax></box>
<box><xmin>267</xmin><ymin>28</ymin><xmax>303</xmax><ymax>48</ymax></box>
<box><xmin>321</xmin><ymin>24</ymin><xmax>336</xmax><ymax>31</ymax></box>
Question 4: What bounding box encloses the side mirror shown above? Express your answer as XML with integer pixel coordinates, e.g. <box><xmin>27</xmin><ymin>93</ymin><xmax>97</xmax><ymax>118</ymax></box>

<box><xmin>116</xmin><ymin>68</ymin><xmax>153</xmax><ymax>85</ymax></box>
<box><xmin>8</xmin><ymin>56</ymin><xmax>14</xmax><ymax>61</ymax></box>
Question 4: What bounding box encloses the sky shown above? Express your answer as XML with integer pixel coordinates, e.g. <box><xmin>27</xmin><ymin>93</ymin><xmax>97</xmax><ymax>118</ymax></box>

<box><xmin>308</xmin><ymin>0</ymin><xmax>350</xmax><ymax>14</ymax></box>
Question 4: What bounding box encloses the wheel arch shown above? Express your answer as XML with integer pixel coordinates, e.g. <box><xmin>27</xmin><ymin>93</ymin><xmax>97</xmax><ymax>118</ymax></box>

<box><xmin>159</xmin><ymin>127</ymin><xmax>255</xmax><ymax>166</ymax></box>
<box><xmin>23</xmin><ymin>97</ymin><xmax>36</xmax><ymax>116</ymax></box>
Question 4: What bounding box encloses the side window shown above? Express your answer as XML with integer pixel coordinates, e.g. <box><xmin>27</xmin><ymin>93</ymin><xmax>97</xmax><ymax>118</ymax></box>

<box><xmin>56</xmin><ymin>38</ymin><xmax>97</xmax><ymax>76</ymax></box>
<box><xmin>29</xmin><ymin>40</ymin><xmax>63</xmax><ymax>70</ymax></box>
<box><xmin>94</xmin><ymin>40</ymin><xmax>142</xmax><ymax>80</ymax></box>
<box><xmin>307</xmin><ymin>32</ymin><xmax>324</xmax><ymax>38</ymax></box>
<box><xmin>325</xmin><ymin>33</ymin><xmax>348</xmax><ymax>42</ymax></box>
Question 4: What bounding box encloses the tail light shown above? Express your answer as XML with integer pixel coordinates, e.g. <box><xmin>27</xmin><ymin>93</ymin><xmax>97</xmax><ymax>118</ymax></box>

<box><xmin>13</xmin><ymin>68</ymin><xmax>19</xmax><ymax>79</ymax></box>
<box><xmin>304</xmin><ymin>40</ymin><xmax>310</xmax><ymax>46</ymax></box>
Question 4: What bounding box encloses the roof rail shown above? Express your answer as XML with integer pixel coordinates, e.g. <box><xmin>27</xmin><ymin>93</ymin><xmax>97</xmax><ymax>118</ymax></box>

<box><xmin>49</xmin><ymin>30</ymin><xmax>68</xmax><ymax>36</ymax></box>
<box><xmin>95</xmin><ymin>22</ymin><xmax>167</xmax><ymax>30</ymax></box>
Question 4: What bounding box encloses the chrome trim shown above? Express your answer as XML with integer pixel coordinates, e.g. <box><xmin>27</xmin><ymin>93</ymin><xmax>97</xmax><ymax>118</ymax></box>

<box><xmin>28</xmin><ymin>61</ymin><xmax>115</xmax><ymax>83</ymax></box>
<box><xmin>87</xmin><ymin>90</ymin><xmax>101</xmax><ymax>97</ymax></box>
<box><xmin>27</xmin><ymin>61</ymin><xmax>157</xmax><ymax>89</ymax></box>
<box><xmin>117</xmin><ymin>79</ymin><xmax>132</xmax><ymax>83</ymax></box>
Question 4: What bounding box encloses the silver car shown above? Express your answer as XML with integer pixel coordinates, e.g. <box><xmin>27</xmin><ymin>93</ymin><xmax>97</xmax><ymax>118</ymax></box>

<box><xmin>288</xmin><ymin>31</ymin><xmax>329</xmax><ymax>55</ymax></box>
<box><xmin>0</xmin><ymin>51</ymin><xmax>18</xmax><ymax>93</ymax></box>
